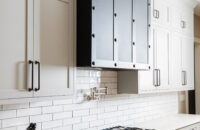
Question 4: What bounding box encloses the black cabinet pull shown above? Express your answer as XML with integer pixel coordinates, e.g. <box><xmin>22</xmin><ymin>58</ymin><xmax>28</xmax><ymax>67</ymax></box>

<box><xmin>28</xmin><ymin>60</ymin><xmax>34</xmax><ymax>91</ymax></box>
<box><xmin>35</xmin><ymin>61</ymin><xmax>40</xmax><ymax>91</ymax></box>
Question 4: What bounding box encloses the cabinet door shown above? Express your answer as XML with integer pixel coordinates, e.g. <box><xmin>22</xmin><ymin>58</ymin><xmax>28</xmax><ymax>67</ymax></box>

<box><xmin>92</xmin><ymin>0</ymin><xmax>115</xmax><ymax>68</ymax></box>
<box><xmin>182</xmin><ymin>36</ymin><xmax>194</xmax><ymax>89</ymax></box>
<box><xmin>33</xmin><ymin>0</ymin><xmax>74</xmax><ymax>97</ymax></box>
<box><xmin>138</xmin><ymin>29</ymin><xmax>155</xmax><ymax>92</ymax></box>
<box><xmin>133</xmin><ymin>0</ymin><xmax>150</xmax><ymax>69</ymax></box>
<box><xmin>171</xmin><ymin>6</ymin><xmax>182</xmax><ymax>31</ymax></box>
<box><xmin>181</xmin><ymin>10</ymin><xmax>194</xmax><ymax>36</ymax></box>
<box><xmin>152</xmin><ymin>0</ymin><xmax>170</xmax><ymax>26</ymax></box>
<box><xmin>169</xmin><ymin>33</ymin><xmax>182</xmax><ymax>89</ymax></box>
<box><xmin>0</xmin><ymin>0</ymin><xmax>33</xmax><ymax>99</ymax></box>
<box><xmin>154</xmin><ymin>27</ymin><xmax>169</xmax><ymax>90</ymax></box>
<box><xmin>114</xmin><ymin>0</ymin><xmax>133</xmax><ymax>69</ymax></box>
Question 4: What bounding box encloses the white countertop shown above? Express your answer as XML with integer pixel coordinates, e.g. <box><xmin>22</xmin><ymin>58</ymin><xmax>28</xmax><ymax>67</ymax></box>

<box><xmin>134</xmin><ymin>114</ymin><xmax>200</xmax><ymax>130</ymax></box>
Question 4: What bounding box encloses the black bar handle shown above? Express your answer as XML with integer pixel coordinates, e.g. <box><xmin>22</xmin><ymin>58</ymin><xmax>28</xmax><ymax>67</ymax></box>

<box><xmin>28</xmin><ymin>60</ymin><xmax>34</xmax><ymax>91</ymax></box>
<box><xmin>35</xmin><ymin>61</ymin><xmax>40</xmax><ymax>91</ymax></box>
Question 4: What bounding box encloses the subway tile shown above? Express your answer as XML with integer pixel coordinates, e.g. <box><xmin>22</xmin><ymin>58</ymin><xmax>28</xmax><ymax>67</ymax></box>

<box><xmin>73</xmin><ymin>122</ymin><xmax>89</xmax><ymax>130</ymax></box>
<box><xmin>82</xmin><ymin>115</ymin><xmax>97</xmax><ymax>122</ymax></box>
<box><xmin>0</xmin><ymin>127</ymin><xmax>16</xmax><ymax>130</ymax></box>
<box><xmin>2</xmin><ymin>117</ymin><xmax>29</xmax><ymax>128</ymax></box>
<box><xmin>42</xmin><ymin>106</ymin><xmax>63</xmax><ymax>114</ymax></box>
<box><xmin>30</xmin><ymin>101</ymin><xmax>52</xmax><ymax>108</ymax></box>
<box><xmin>0</xmin><ymin>110</ymin><xmax>16</xmax><ymax>119</ymax></box>
<box><xmin>30</xmin><ymin>114</ymin><xmax>52</xmax><ymax>123</ymax></box>
<box><xmin>53</xmin><ymin>99</ymin><xmax>72</xmax><ymax>105</ymax></box>
<box><xmin>53</xmin><ymin>125</ymin><xmax>73</xmax><ymax>130</ymax></box>
<box><xmin>63</xmin><ymin>118</ymin><xmax>81</xmax><ymax>126</ymax></box>
<box><xmin>90</xmin><ymin>120</ymin><xmax>104</xmax><ymax>127</ymax></box>
<box><xmin>73</xmin><ymin>109</ymin><xmax>89</xmax><ymax>117</ymax></box>
<box><xmin>53</xmin><ymin>111</ymin><xmax>72</xmax><ymax>120</ymax></box>
<box><xmin>17</xmin><ymin>108</ymin><xmax>41</xmax><ymax>117</ymax></box>
<box><xmin>42</xmin><ymin>120</ymin><xmax>62</xmax><ymax>129</ymax></box>
<box><xmin>3</xmin><ymin>103</ymin><xmax>29</xmax><ymax>110</ymax></box>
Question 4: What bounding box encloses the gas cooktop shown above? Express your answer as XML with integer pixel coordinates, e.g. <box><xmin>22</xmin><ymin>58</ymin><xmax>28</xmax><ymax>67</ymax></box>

<box><xmin>103</xmin><ymin>126</ymin><xmax>155</xmax><ymax>130</ymax></box>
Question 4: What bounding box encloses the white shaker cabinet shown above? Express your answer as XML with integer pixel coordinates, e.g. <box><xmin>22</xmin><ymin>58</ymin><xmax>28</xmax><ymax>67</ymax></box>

<box><xmin>32</xmin><ymin>0</ymin><xmax>74</xmax><ymax>97</ymax></box>
<box><xmin>0</xmin><ymin>0</ymin><xmax>33</xmax><ymax>99</ymax></box>
<box><xmin>152</xmin><ymin>0</ymin><xmax>170</xmax><ymax>26</ymax></box>
<box><xmin>169</xmin><ymin>33</ymin><xmax>182</xmax><ymax>90</ymax></box>
<box><xmin>0</xmin><ymin>0</ymin><xmax>74</xmax><ymax>102</ymax></box>
<box><xmin>118</xmin><ymin>0</ymin><xmax>196</xmax><ymax>94</ymax></box>
<box><xmin>181</xmin><ymin>36</ymin><xmax>194</xmax><ymax>90</ymax></box>
<box><xmin>153</xmin><ymin>27</ymin><xmax>170</xmax><ymax>90</ymax></box>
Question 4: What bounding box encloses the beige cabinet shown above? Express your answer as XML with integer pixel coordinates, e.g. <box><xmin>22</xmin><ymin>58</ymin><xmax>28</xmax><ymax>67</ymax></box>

<box><xmin>32</xmin><ymin>0</ymin><xmax>74</xmax><ymax>97</ymax></box>
<box><xmin>0</xmin><ymin>0</ymin><xmax>33</xmax><ymax>99</ymax></box>
<box><xmin>0</xmin><ymin>0</ymin><xmax>74</xmax><ymax>101</ymax></box>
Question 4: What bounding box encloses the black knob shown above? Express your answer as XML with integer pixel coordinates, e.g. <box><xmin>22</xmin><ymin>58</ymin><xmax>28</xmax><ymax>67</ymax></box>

<box><xmin>149</xmin><ymin>66</ymin><xmax>151</xmax><ymax>69</ymax></box>
<box><xmin>133</xmin><ymin>42</ymin><xmax>135</xmax><ymax>45</ymax></box>
<box><xmin>114</xmin><ymin>63</ymin><xmax>117</xmax><ymax>67</ymax></box>
<box><xmin>133</xmin><ymin>64</ymin><xmax>136</xmax><ymax>68</ymax></box>
<box><xmin>114</xmin><ymin>13</ymin><xmax>117</xmax><ymax>17</ymax></box>
<box><xmin>92</xmin><ymin>34</ymin><xmax>95</xmax><ymax>38</ymax></box>
<box><xmin>149</xmin><ymin>45</ymin><xmax>151</xmax><ymax>48</ymax></box>
<box><xmin>92</xmin><ymin>61</ymin><xmax>95</xmax><ymax>65</ymax></box>
<box><xmin>114</xmin><ymin>38</ymin><xmax>117</xmax><ymax>42</ymax></box>
<box><xmin>92</xmin><ymin>6</ymin><xmax>95</xmax><ymax>10</ymax></box>
<box><xmin>133</xmin><ymin>19</ymin><xmax>135</xmax><ymax>22</ymax></box>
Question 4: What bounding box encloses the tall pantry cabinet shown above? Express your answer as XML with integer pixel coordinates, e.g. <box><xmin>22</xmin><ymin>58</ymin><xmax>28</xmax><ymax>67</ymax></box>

<box><xmin>0</xmin><ymin>0</ymin><xmax>74</xmax><ymax>102</ymax></box>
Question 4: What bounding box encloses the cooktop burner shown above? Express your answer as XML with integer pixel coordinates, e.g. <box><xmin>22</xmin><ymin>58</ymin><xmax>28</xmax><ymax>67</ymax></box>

<box><xmin>103</xmin><ymin>126</ymin><xmax>155</xmax><ymax>130</ymax></box>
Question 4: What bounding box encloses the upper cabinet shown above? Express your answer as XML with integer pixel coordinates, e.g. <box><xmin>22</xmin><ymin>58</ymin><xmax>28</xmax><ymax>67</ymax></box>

<box><xmin>152</xmin><ymin>0</ymin><xmax>171</xmax><ymax>26</ymax></box>
<box><xmin>32</xmin><ymin>0</ymin><xmax>74</xmax><ymax>97</ymax></box>
<box><xmin>118</xmin><ymin>0</ymin><xmax>195</xmax><ymax>94</ymax></box>
<box><xmin>77</xmin><ymin>0</ymin><xmax>151</xmax><ymax>70</ymax></box>
<box><xmin>0</xmin><ymin>0</ymin><xmax>33</xmax><ymax>99</ymax></box>
<box><xmin>0</xmin><ymin>0</ymin><xmax>74</xmax><ymax>102</ymax></box>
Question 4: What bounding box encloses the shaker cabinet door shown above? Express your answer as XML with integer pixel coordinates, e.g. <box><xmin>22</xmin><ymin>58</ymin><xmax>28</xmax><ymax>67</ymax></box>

<box><xmin>154</xmin><ymin>27</ymin><xmax>169</xmax><ymax>90</ymax></box>
<box><xmin>152</xmin><ymin>0</ymin><xmax>170</xmax><ymax>26</ymax></box>
<box><xmin>133</xmin><ymin>0</ymin><xmax>150</xmax><ymax>69</ymax></box>
<box><xmin>169</xmin><ymin>33</ymin><xmax>182</xmax><ymax>89</ymax></box>
<box><xmin>0</xmin><ymin>0</ymin><xmax>33</xmax><ymax>99</ymax></box>
<box><xmin>33</xmin><ymin>0</ymin><xmax>74</xmax><ymax>97</ymax></box>
<box><xmin>92</xmin><ymin>0</ymin><xmax>115</xmax><ymax>68</ymax></box>
<box><xmin>114</xmin><ymin>0</ymin><xmax>133</xmax><ymax>69</ymax></box>
<box><xmin>182</xmin><ymin>36</ymin><xmax>194</xmax><ymax>89</ymax></box>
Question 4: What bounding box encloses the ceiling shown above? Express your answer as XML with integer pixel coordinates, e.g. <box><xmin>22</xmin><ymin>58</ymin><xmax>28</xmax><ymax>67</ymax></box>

<box><xmin>194</xmin><ymin>4</ymin><xmax>200</xmax><ymax>16</ymax></box>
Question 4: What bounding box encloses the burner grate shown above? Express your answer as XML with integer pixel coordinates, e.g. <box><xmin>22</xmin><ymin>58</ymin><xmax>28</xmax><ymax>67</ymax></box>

<box><xmin>103</xmin><ymin>126</ymin><xmax>155</xmax><ymax>130</ymax></box>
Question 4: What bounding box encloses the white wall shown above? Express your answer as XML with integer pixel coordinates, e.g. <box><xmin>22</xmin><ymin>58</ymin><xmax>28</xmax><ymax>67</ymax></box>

<box><xmin>0</xmin><ymin>69</ymin><xmax>178</xmax><ymax>130</ymax></box>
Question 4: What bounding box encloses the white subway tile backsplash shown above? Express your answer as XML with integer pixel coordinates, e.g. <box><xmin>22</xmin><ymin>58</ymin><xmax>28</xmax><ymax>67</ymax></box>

<box><xmin>53</xmin><ymin>111</ymin><xmax>72</xmax><ymax>120</ymax></box>
<box><xmin>53</xmin><ymin>99</ymin><xmax>73</xmax><ymax>105</ymax></box>
<box><xmin>2</xmin><ymin>117</ymin><xmax>29</xmax><ymax>128</ymax></box>
<box><xmin>73</xmin><ymin>109</ymin><xmax>89</xmax><ymax>117</ymax></box>
<box><xmin>42</xmin><ymin>106</ymin><xmax>63</xmax><ymax>114</ymax></box>
<box><xmin>90</xmin><ymin>120</ymin><xmax>104</xmax><ymax>127</ymax></box>
<box><xmin>0</xmin><ymin>127</ymin><xmax>16</xmax><ymax>130</ymax></box>
<box><xmin>73</xmin><ymin>122</ymin><xmax>89</xmax><ymax>130</ymax></box>
<box><xmin>17</xmin><ymin>108</ymin><xmax>41</xmax><ymax>117</ymax></box>
<box><xmin>0</xmin><ymin>70</ymin><xmax>178</xmax><ymax>130</ymax></box>
<box><xmin>30</xmin><ymin>101</ymin><xmax>52</xmax><ymax>108</ymax></box>
<box><xmin>3</xmin><ymin>103</ymin><xmax>29</xmax><ymax>110</ymax></box>
<box><xmin>30</xmin><ymin>114</ymin><xmax>52</xmax><ymax>123</ymax></box>
<box><xmin>0</xmin><ymin>110</ymin><xmax>16</xmax><ymax>120</ymax></box>
<box><xmin>82</xmin><ymin>115</ymin><xmax>97</xmax><ymax>122</ymax></box>
<box><xmin>42</xmin><ymin>120</ymin><xmax>62</xmax><ymax>129</ymax></box>
<box><xmin>63</xmin><ymin>117</ymin><xmax>81</xmax><ymax>126</ymax></box>
<box><xmin>53</xmin><ymin>125</ymin><xmax>72</xmax><ymax>130</ymax></box>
